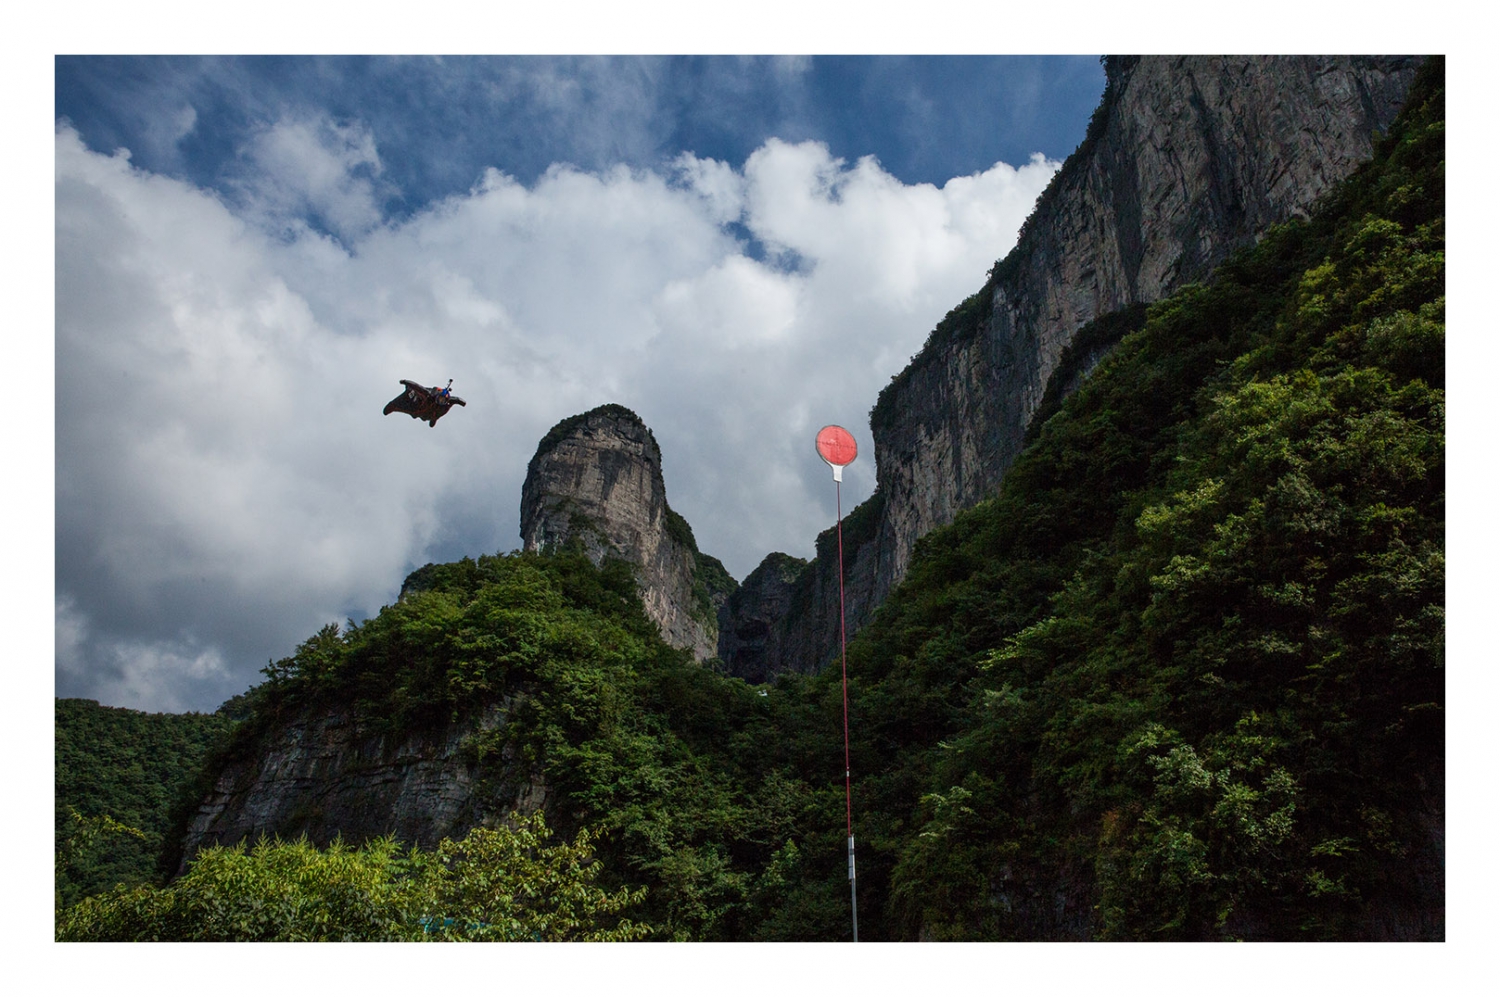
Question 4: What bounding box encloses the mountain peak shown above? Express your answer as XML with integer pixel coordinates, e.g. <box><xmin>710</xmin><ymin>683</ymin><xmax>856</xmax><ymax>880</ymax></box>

<box><xmin>520</xmin><ymin>404</ymin><xmax>733</xmax><ymax>658</ymax></box>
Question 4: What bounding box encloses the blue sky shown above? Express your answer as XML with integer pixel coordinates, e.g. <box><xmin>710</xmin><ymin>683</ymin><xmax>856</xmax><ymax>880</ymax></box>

<box><xmin>55</xmin><ymin>55</ymin><xmax>1107</xmax><ymax>713</ymax></box>
<box><xmin>56</xmin><ymin>56</ymin><xmax>1104</xmax><ymax>228</ymax></box>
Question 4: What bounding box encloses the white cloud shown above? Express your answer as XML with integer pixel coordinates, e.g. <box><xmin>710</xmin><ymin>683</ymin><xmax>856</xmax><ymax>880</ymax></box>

<box><xmin>743</xmin><ymin>141</ymin><xmax>1056</xmax><ymax>311</ymax></box>
<box><xmin>55</xmin><ymin>121</ymin><xmax>1058</xmax><ymax>712</ymax></box>
<box><xmin>101</xmin><ymin>640</ymin><xmax>233</xmax><ymax>715</ymax></box>
<box><xmin>232</xmin><ymin>115</ymin><xmax>388</xmax><ymax>243</ymax></box>
<box><xmin>769</xmin><ymin>55</ymin><xmax>813</xmax><ymax>80</ymax></box>
<box><xmin>655</xmin><ymin>254</ymin><xmax>801</xmax><ymax>352</ymax></box>
<box><xmin>672</xmin><ymin>153</ymin><xmax>745</xmax><ymax>226</ymax></box>
<box><xmin>55</xmin><ymin>596</ymin><xmax>89</xmax><ymax>684</ymax></box>
<box><xmin>172</xmin><ymin>104</ymin><xmax>198</xmax><ymax>143</ymax></box>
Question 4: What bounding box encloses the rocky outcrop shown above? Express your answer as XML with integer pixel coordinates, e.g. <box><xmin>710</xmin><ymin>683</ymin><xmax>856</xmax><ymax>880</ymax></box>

<box><xmin>716</xmin><ymin>552</ymin><xmax>808</xmax><ymax>682</ymax></box>
<box><xmin>719</xmin><ymin>493</ymin><xmax>889</xmax><ymax>679</ymax></box>
<box><xmin>752</xmin><ymin>54</ymin><xmax>1425</xmax><ymax>678</ymax></box>
<box><xmin>177</xmin><ymin>699</ymin><xmax>541</xmax><ymax>870</ymax></box>
<box><xmin>520</xmin><ymin>404</ymin><xmax>735</xmax><ymax>660</ymax></box>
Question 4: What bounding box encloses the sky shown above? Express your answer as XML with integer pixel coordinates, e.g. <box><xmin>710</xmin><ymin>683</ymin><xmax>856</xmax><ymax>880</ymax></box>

<box><xmin>54</xmin><ymin>54</ymin><xmax>1107</xmax><ymax>714</ymax></box>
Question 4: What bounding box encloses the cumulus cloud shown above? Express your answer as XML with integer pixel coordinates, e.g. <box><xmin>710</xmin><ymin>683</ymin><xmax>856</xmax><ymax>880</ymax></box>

<box><xmin>55</xmin><ymin>120</ymin><xmax>1057</xmax><ymax>712</ymax></box>
<box><xmin>231</xmin><ymin>115</ymin><xmax>389</xmax><ymax>243</ymax></box>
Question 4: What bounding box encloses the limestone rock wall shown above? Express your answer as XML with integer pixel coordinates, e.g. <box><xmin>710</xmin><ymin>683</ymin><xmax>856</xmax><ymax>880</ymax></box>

<box><xmin>178</xmin><ymin>700</ymin><xmax>540</xmax><ymax>870</ymax></box>
<box><xmin>871</xmin><ymin>55</ymin><xmax>1423</xmax><ymax>595</ymax></box>
<box><xmin>716</xmin><ymin>552</ymin><xmax>808</xmax><ymax>682</ymax></box>
<box><xmin>756</xmin><ymin>55</ymin><xmax>1424</xmax><ymax>678</ymax></box>
<box><xmin>520</xmin><ymin>404</ymin><xmax>731</xmax><ymax>660</ymax></box>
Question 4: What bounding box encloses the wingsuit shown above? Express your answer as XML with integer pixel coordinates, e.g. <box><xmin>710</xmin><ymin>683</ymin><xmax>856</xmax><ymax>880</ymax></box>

<box><xmin>383</xmin><ymin>379</ymin><xmax>466</xmax><ymax>427</ymax></box>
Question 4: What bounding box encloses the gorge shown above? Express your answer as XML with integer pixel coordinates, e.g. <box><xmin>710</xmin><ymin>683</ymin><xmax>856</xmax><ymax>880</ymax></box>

<box><xmin>143</xmin><ymin>55</ymin><xmax>1441</xmax><ymax>942</ymax></box>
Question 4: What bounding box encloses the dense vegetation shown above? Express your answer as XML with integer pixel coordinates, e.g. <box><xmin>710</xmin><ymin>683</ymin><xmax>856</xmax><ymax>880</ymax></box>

<box><xmin>99</xmin><ymin>547</ymin><xmax>859</xmax><ymax>941</ymax></box>
<box><xmin>55</xmin><ymin>698</ymin><xmax>235</xmax><ymax>908</ymax></box>
<box><xmin>834</xmin><ymin>56</ymin><xmax>1444</xmax><ymax>940</ymax></box>
<box><xmin>56</xmin><ymin>58</ymin><xmax>1442</xmax><ymax>942</ymax></box>
<box><xmin>58</xmin><ymin>813</ymin><xmax>648</xmax><ymax>941</ymax></box>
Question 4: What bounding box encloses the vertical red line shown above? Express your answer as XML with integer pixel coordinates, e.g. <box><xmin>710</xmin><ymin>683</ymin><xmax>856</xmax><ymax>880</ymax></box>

<box><xmin>838</xmin><ymin>476</ymin><xmax>858</xmax><ymax>942</ymax></box>
<box><xmin>838</xmin><ymin>478</ymin><xmax>851</xmax><ymax>841</ymax></box>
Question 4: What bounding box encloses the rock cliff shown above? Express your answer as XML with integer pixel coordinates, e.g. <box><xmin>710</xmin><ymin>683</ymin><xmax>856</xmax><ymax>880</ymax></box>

<box><xmin>177</xmin><ymin>699</ymin><xmax>542</xmax><ymax>870</ymax></box>
<box><xmin>520</xmin><ymin>404</ymin><xmax>735</xmax><ymax>660</ymax></box>
<box><xmin>741</xmin><ymin>54</ymin><xmax>1425</xmax><ymax>678</ymax></box>
<box><xmin>715</xmin><ymin>552</ymin><xmax>807</xmax><ymax>682</ymax></box>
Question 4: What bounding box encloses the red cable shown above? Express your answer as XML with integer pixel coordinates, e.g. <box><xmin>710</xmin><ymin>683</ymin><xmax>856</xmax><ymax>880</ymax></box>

<box><xmin>838</xmin><ymin>478</ymin><xmax>851</xmax><ymax>841</ymax></box>
<box><xmin>837</xmin><ymin>477</ymin><xmax>858</xmax><ymax>942</ymax></box>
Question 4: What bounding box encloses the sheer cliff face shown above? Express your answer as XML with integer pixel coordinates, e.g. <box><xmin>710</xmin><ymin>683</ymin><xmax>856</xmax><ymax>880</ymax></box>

<box><xmin>178</xmin><ymin>701</ymin><xmax>542</xmax><ymax>871</ymax></box>
<box><xmin>716</xmin><ymin>552</ymin><xmax>811</xmax><ymax>681</ymax></box>
<box><xmin>520</xmin><ymin>404</ymin><xmax>725</xmax><ymax>659</ymax></box>
<box><xmin>872</xmin><ymin>55</ymin><xmax>1422</xmax><ymax>595</ymax></box>
<box><xmin>721</xmin><ymin>503</ymin><xmax>888</xmax><ymax>680</ymax></box>
<box><xmin>744</xmin><ymin>55</ymin><xmax>1424</xmax><ymax>679</ymax></box>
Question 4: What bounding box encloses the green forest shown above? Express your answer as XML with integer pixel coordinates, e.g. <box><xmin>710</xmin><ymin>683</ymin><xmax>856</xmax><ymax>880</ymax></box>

<box><xmin>55</xmin><ymin>58</ymin><xmax>1443</xmax><ymax>942</ymax></box>
<box><xmin>55</xmin><ymin>698</ymin><xmax>235</xmax><ymax>910</ymax></box>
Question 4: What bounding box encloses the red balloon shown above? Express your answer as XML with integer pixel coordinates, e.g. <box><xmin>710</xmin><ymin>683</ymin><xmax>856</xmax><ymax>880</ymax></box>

<box><xmin>816</xmin><ymin>425</ymin><xmax>858</xmax><ymax>467</ymax></box>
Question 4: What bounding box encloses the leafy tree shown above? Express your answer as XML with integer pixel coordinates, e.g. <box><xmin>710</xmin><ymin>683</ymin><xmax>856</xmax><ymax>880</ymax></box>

<box><xmin>57</xmin><ymin>812</ymin><xmax>648</xmax><ymax>942</ymax></box>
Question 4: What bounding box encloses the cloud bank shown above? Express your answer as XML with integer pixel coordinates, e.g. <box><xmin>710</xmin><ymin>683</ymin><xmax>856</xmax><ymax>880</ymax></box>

<box><xmin>55</xmin><ymin>117</ymin><xmax>1057</xmax><ymax>712</ymax></box>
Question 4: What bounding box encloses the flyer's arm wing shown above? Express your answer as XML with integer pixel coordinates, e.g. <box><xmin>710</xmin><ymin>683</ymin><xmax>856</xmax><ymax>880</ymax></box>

<box><xmin>384</xmin><ymin>380</ymin><xmax>431</xmax><ymax>417</ymax></box>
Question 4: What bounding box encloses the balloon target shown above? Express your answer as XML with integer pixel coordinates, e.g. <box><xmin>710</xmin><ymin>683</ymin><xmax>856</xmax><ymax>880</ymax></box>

<box><xmin>816</xmin><ymin>425</ymin><xmax>858</xmax><ymax>480</ymax></box>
